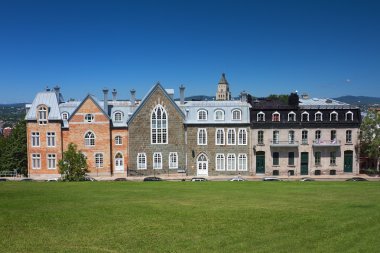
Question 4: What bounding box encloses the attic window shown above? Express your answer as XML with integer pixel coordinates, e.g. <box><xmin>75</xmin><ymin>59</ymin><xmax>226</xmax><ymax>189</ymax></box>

<box><xmin>38</xmin><ymin>105</ymin><xmax>48</xmax><ymax>125</ymax></box>
<box><xmin>345</xmin><ymin>111</ymin><xmax>353</xmax><ymax>121</ymax></box>
<box><xmin>84</xmin><ymin>114</ymin><xmax>94</xmax><ymax>123</ymax></box>
<box><xmin>114</xmin><ymin>112</ymin><xmax>123</xmax><ymax>122</ymax></box>
<box><xmin>272</xmin><ymin>112</ymin><xmax>280</xmax><ymax>122</ymax></box>
<box><xmin>62</xmin><ymin>112</ymin><xmax>69</xmax><ymax>120</ymax></box>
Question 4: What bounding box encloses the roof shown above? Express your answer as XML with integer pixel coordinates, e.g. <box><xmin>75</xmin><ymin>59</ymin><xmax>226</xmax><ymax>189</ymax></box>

<box><xmin>68</xmin><ymin>94</ymin><xmax>110</xmax><ymax>121</ymax></box>
<box><xmin>299</xmin><ymin>97</ymin><xmax>358</xmax><ymax>109</ymax></box>
<box><xmin>25</xmin><ymin>91</ymin><xmax>61</xmax><ymax>120</ymax></box>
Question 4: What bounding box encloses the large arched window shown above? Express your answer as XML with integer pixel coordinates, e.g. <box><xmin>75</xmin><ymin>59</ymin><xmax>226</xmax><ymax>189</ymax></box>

<box><xmin>197</xmin><ymin>128</ymin><xmax>207</xmax><ymax>145</ymax></box>
<box><xmin>151</xmin><ymin>105</ymin><xmax>168</xmax><ymax>144</ymax></box>
<box><xmin>38</xmin><ymin>105</ymin><xmax>48</xmax><ymax>125</ymax></box>
<box><xmin>197</xmin><ymin>109</ymin><xmax>207</xmax><ymax>120</ymax></box>
<box><xmin>85</xmin><ymin>131</ymin><xmax>95</xmax><ymax>146</ymax></box>
<box><xmin>232</xmin><ymin>109</ymin><xmax>241</xmax><ymax>120</ymax></box>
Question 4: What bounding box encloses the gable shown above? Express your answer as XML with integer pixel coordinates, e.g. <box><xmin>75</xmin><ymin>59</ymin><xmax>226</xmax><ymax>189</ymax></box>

<box><xmin>68</xmin><ymin>95</ymin><xmax>110</xmax><ymax>122</ymax></box>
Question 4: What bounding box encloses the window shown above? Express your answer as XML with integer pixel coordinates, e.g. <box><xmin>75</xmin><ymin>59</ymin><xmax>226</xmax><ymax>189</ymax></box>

<box><xmin>47</xmin><ymin>132</ymin><xmax>56</xmax><ymax>147</ymax></box>
<box><xmin>273</xmin><ymin>152</ymin><xmax>279</xmax><ymax>166</ymax></box>
<box><xmin>31</xmin><ymin>132</ymin><xmax>40</xmax><ymax>147</ymax></box>
<box><xmin>114</xmin><ymin>112</ymin><xmax>123</xmax><ymax>122</ymax></box>
<box><xmin>32</xmin><ymin>154</ymin><xmax>41</xmax><ymax>169</ymax></box>
<box><xmin>258</xmin><ymin>130</ymin><xmax>264</xmax><ymax>145</ymax></box>
<box><xmin>288</xmin><ymin>130</ymin><xmax>295</xmax><ymax>144</ymax></box>
<box><xmin>315</xmin><ymin>130</ymin><xmax>321</xmax><ymax>142</ymax></box>
<box><xmin>232</xmin><ymin>109</ymin><xmax>241</xmax><ymax>120</ymax></box>
<box><xmin>62</xmin><ymin>112</ymin><xmax>69</xmax><ymax>120</ymax></box>
<box><xmin>216</xmin><ymin>129</ymin><xmax>225</xmax><ymax>145</ymax></box>
<box><xmin>330</xmin><ymin>111</ymin><xmax>338</xmax><ymax>121</ymax></box>
<box><xmin>330</xmin><ymin>151</ymin><xmax>336</xmax><ymax>165</ymax></box>
<box><xmin>169</xmin><ymin>152</ymin><xmax>178</xmax><ymax>169</ymax></box>
<box><xmin>288</xmin><ymin>111</ymin><xmax>296</xmax><ymax>122</ymax></box>
<box><xmin>288</xmin><ymin>152</ymin><xmax>294</xmax><ymax>166</ymax></box>
<box><xmin>85</xmin><ymin>114</ymin><xmax>94</xmax><ymax>123</ymax></box>
<box><xmin>214</xmin><ymin>110</ymin><xmax>225</xmax><ymax>120</ymax></box>
<box><xmin>47</xmin><ymin>154</ymin><xmax>56</xmax><ymax>169</ymax></box>
<box><xmin>238</xmin><ymin>154</ymin><xmax>247</xmax><ymax>171</ymax></box>
<box><xmin>197</xmin><ymin>128</ymin><xmax>207</xmax><ymax>145</ymax></box>
<box><xmin>198</xmin><ymin>110</ymin><xmax>207</xmax><ymax>120</ymax></box>
<box><xmin>257</xmin><ymin>112</ymin><xmax>265</xmax><ymax>122</ymax></box>
<box><xmin>137</xmin><ymin>153</ymin><xmax>146</xmax><ymax>169</ymax></box>
<box><xmin>85</xmin><ymin>131</ymin><xmax>95</xmax><ymax>146</ymax></box>
<box><xmin>95</xmin><ymin>153</ymin><xmax>104</xmax><ymax>168</ymax></box>
<box><xmin>151</xmin><ymin>105</ymin><xmax>168</xmax><ymax>144</ymax></box>
<box><xmin>115</xmin><ymin>136</ymin><xmax>122</xmax><ymax>145</ymax></box>
<box><xmin>301</xmin><ymin>130</ymin><xmax>308</xmax><ymax>144</ymax></box>
<box><xmin>301</xmin><ymin>112</ymin><xmax>309</xmax><ymax>121</ymax></box>
<box><xmin>38</xmin><ymin>105</ymin><xmax>48</xmax><ymax>125</ymax></box>
<box><xmin>346</xmin><ymin>130</ymin><xmax>352</xmax><ymax>143</ymax></box>
<box><xmin>238</xmin><ymin>129</ymin><xmax>247</xmax><ymax>145</ymax></box>
<box><xmin>153</xmin><ymin>153</ymin><xmax>162</xmax><ymax>169</ymax></box>
<box><xmin>315</xmin><ymin>111</ymin><xmax>322</xmax><ymax>121</ymax></box>
<box><xmin>273</xmin><ymin>130</ymin><xmax>279</xmax><ymax>144</ymax></box>
<box><xmin>216</xmin><ymin>154</ymin><xmax>225</xmax><ymax>171</ymax></box>
<box><xmin>315</xmin><ymin>152</ymin><xmax>321</xmax><ymax>166</ymax></box>
<box><xmin>331</xmin><ymin>130</ymin><xmax>337</xmax><ymax>143</ymax></box>
<box><xmin>345</xmin><ymin>111</ymin><xmax>353</xmax><ymax>121</ymax></box>
<box><xmin>227</xmin><ymin>128</ymin><xmax>236</xmax><ymax>145</ymax></box>
<box><xmin>272</xmin><ymin>112</ymin><xmax>280</xmax><ymax>122</ymax></box>
<box><xmin>227</xmin><ymin>154</ymin><xmax>236</xmax><ymax>171</ymax></box>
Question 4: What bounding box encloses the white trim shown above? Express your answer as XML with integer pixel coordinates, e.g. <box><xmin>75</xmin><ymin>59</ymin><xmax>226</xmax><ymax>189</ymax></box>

<box><xmin>215</xmin><ymin>128</ymin><xmax>225</xmax><ymax>145</ymax></box>
<box><xmin>169</xmin><ymin>152</ymin><xmax>178</xmax><ymax>169</ymax></box>
<box><xmin>115</xmin><ymin>135</ymin><xmax>123</xmax><ymax>145</ymax></box>
<box><xmin>238</xmin><ymin>153</ymin><xmax>248</xmax><ymax>171</ymax></box>
<box><xmin>330</xmin><ymin>111</ymin><xmax>338</xmax><ymax>121</ymax></box>
<box><xmin>227</xmin><ymin>128</ymin><xmax>236</xmax><ymax>145</ymax></box>
<box><xmin>257</xmin><ymin>111</ymin><xmax>265</xmax><ymax>122</ymax></box>
<box><xmin>84</xmin><ymin>131</ymin><xmax>96</xmax><ymax>146</ymax></box>
<box><xmin>151</xmin><ymin>104</ymin><xmax>168</xmax><ymax>144</ymax></box>
<box><xmin>345</xmin><ymin>111</ymin><xmax>353</xmax><ymax>121</ymax></box>
<box><xmin>47</xmin><ymin>153</ymin><xmax>56</xmax><ymax>170</ymax></box>
<box><xmin>115</xmin><ymin>152</ymin><xmax>124</xmax><ymax>171</ymax></box>
<box><xmin>272</xmin><ymin>111</ymin><xmax>280</xmax><ymax>122</ymax></box>
<box><xmin>84</xmin><ymin>113</ymin><xmax>95</xmax><ymax>123</ymax></box>
<box><xmin>315</xmin><ymin>111</ymin><xmax>323</xmax><ymax>121</ymax></box>
<box><xmin>31</xmin><ymin>153</ymin><xmax>41</xmax><ymax>169</ymax></box>
<box><xmin>215</xmin><ymin>153</ymin><xmax>225</xmax><ymax>171</ymax></box>
<box><xmin>301</xmin><ymin>111</ymin><xmax>309</xmax><ymax>121</ymax></box>
<box><xmin>31</xmin><ymin>132</ymin><xmax>40</xmax><ymax>147</ymax></box>
<box><xmin>137</xmin><ymin>153</ymin><xmax>147</xmax><ymax>170</ymax></box>
<box><xmin>238</xmin><ymin>128</ymin><xmax>247</xmax><ymax>145</ymax></box>
<box><xmin>197</xmin><ymin>109</ymin><xmax>208</xmax><ymax>121</ymax></box>
<box><xmin>226</xmin><ymin>153</ymin><xmax>236</xmax><ymax>171</ymax></box>
<box><xmin>231</xmin><ymin>109</ymin><xmax>242</xmax><ymax>120</ymax></box>
<box><xmin>94</xmin><ymin>153</ymin><xmax>104</xmax><ymax>168</ymax></box>
<box><xmin>114</xmin><ymin>111</ymin><xmax>123</xmax><ymax>122</ymax></box>
<box><xmin>153</xmin><ymin>152</ymin><xmax>162</xmax><ymax>169</ymax></box>
<box><xmin>46</xmin><ymin>132</ymin><xmax>56</xmax><ymax>147</ymax></box>
<box><xmin>288</xmin><ymin>111</ymin><xmax>296</xmax><ymax>121</ymax></box>
<box><xmin>197</xmin><ymin>128</ymin><xmax>207</xmax><ymax>145</ymax></box>
<box><xmin>214</xmin><ymin>109</ymin><xmax>225</xmax><ymax>121</ymax></box>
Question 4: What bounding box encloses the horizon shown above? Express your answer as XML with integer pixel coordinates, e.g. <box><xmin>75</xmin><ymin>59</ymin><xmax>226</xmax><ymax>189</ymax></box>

<box><xmin>1</xmin><ymin>0</ymin><xmax>379</xmax><ymax>103</ymax></box>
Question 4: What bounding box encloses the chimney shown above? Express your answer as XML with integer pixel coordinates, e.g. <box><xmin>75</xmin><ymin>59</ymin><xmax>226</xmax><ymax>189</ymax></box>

<box><xmin>103</xmin><ymin>88</ymin><xmax>109</xmax><ymax>113</ymax></box>
<box><xmin>179</xmin><ymin>85</ymin><xmax>185</xmax><ymax>105</ymax></box>
<box><xmin>112</xmin><ymin>89</ymin><xmax>117</xmax><ymax>101</ymax></box>
<box><xmin>130</xmin><ymin>89</ymin><xmax>136</xmax><ymax>105</ymax></box>
<box><xmin>240</xmin><ymin>91</ymin><xmax>247</xmax><ymax>102</ymax></box>
<box><xmin>54</xmin><ymin>85</ymin><xmax>60</xmax><ymax>101</ymax></box>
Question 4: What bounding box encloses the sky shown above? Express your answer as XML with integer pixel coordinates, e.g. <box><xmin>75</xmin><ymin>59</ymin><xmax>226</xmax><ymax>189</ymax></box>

<box><xmin>0</xmin><ymin>0</ymin><xmax>380</xmax><ymax>103</ymax></box>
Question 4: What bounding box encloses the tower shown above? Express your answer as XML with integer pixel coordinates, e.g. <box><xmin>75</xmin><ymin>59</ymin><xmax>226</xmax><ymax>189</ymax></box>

<box><xmin>216</xmin><ymin>73</ymin><xmax>231</xmax><ymax>101</ymax></box>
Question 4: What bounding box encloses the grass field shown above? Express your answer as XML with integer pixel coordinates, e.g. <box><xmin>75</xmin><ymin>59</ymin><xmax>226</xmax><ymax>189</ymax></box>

<box><xmin>0</xmin><ymin>181</ymin><xmax>379</xmax><ymax>252</ymax></box>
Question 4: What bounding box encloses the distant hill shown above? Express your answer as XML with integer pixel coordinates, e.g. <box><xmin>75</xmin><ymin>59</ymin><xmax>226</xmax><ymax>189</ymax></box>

<box><xmin>333</xmin><ymin>96</ymin><xmax>380</xmax><ymax>105</ymax></box>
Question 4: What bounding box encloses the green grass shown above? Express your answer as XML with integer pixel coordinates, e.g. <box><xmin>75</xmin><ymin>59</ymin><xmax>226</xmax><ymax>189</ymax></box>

<box><xmin>0</xmin><ymin>181</ymin><xmax>379</xmax><ymax>252</ymax></box>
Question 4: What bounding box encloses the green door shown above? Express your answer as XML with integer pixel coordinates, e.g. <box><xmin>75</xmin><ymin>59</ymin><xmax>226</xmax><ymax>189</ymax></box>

<box><xmin>301</xmin><ymin>152</ymin><xmax>308</xmax><ymax>175</ymax></box>
<box><xmin>344</xmin><ymin>151</ymin><xmax>353</xmax><ymax>173</ymax></box>
<box><xmin>256</xmin><ymin>151</ymin><xmax>265</xmax><ymax>174</ymax></box>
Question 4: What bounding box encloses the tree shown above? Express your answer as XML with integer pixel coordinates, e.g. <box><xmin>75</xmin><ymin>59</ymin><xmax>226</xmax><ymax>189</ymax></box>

<box><xmin>58</xmin><ymin>143</ymin><xmax>88</xmax><ymax>181</ymax></box>
<box><xmin>360</xmin><ymin>110</ymin><xmax>380</xmax><ymax>171</ymax></box>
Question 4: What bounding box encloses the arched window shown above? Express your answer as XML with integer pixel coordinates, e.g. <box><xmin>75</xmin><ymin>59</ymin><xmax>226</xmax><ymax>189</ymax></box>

<box><xmin>62</xmin><ymin>112</ymin><xmax>69</xmax><ymax>120</ymax></box>
<box><xmin>197</xmin><ymin>110</ymin><xmax>207</xmax><ymax>120</ymax></box>
<box><xmin>115</xmin><ymin>136</ymin><xmax>122</xmax><ymax>145</ymax></box>
<box><xmin>238</xmin><ymin>128</ymin><xmax>247</xmax><ymax>145</ymax></box>
<box><xmin>315</xmin><ymin>111</ymin><xmax>323</xmax><ymax>121</ymax></box>
<box><xmin>232</xmin><ymin>109</ymin><xmax>241</xmax><ymax>120</ymax></box>
<box><xmin>38</xmin><ymin>105</ymin><xmax>48</xmax><ymax>125</ymax></box>
<box><xmin>272</xmin><ymin>112</ymin><xmax>280</xmax><ymax>122</ymax></box>
<box><xmin>85</xmin><ymin>131</ymin><xmax>95</xmax><ymax>146</ymax></box>
<box><xmin>114</xmin><ymin>111</ymin><xmax>123</xmax><ymax>122</ymax></box>
<box><xmin>214</xmin><ymin>109</ymin><xmax>225</xmax><ymax>120</ymax></box>
<box><xmin>137</xmin><ymin>153</ymin><xmax>146</xmax><ymax>169</ymax></box>
<box><xmin>345</xmin><ymin>111</ymin><xmax>353</xmax><ymax>121</ymax></box>
<box><xmin>215</xmin><ymin>154</ymin><xmax>225</xmax><ymax>171</ymax></box>
<box><xmin>288</xmin><ymin>111</ymin><xmax>296</xmax><ymax>121</ymax></box>
<box><xmin>216</xmin><ymin>128</ymin><xmax>225</xmax><ymax>145</ymax></box>
<box><xmin>115</xmin><ymin>153</ymin><xmax>123</xmax><ymax>170</ymax></box>
<box><xmin>84</xmin><ymin>114</ymin><xmax>94</xmax><ymax>123</ymax></box>
<box><xmin>330</xmin><ymin>111</ymin><xmax>338</xmax><ymax>121</ymax></box>
<box><xmin>197</xmin><ymin>128</ymin><xmax>207</xmax><ymax>145</ymax></box>
<box><xmin>227</xmin><ymin>128</ymin><xmax>236</xmax><ymax>145</ymax></box>
<box><xmin>301</xmin><ymin>111</ymin><xmax>309</xmax><ymax>121</ymax></box>
<box><xmin>257</xmin><ymin>111</ymin><xmax>265</xmax><ymax>122</ymax></box>
<box><xmin>151</xmin><ymin>105</ymin><xmax>167</xmax><ymax>144</ymax></box>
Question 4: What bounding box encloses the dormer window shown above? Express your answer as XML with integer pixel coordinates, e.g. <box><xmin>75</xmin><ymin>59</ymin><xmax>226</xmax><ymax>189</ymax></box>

<box><xmin>114</xmin><ymin>112</ymin><xmax>123</xmax><ymax>122</ymax></box>
<box><xmin>62</xmin><ymin>112</ymin><xmax>69</xmax><ymax>120</ymax></box>
<box><xmin>214</xmin><ymin>109</ymin><xmax>225</xmax><ymax>120</ymax></box>
<box><xmin>232</xmin><ymin>109</ymin><xmax>241</xmax><ymax>120</ymax></box>
<box><xmin>301</xmin><ymin>111</ymin><xmax>309</xmax><ymax>121</ymax></box>
<box><xmin>315</xmin><ymin>111</ymin><xmax>323</xmax><ymax>121</ymax></box>
<box><xmin>198</xmin><ymin>110</ymin><xmax>207</xmax><ymax>120</ymax></box>
<box><xmin>272</xmin><ymin>112</ymin><xmax>280</xmax><ymax>122</ymax></box>
<box><xmin>288</xmin><ymin>111</ymin><xmax>296</xmax><ymax>122</ymax></box>
<box><xmin>345</xmin><ymin>111</ymin><xmax>353</xmax><ymax>121</ymax></box>
<box><xmin>85</xmin><ymin>114</ymin><xmax>94</xmax><ymax>123</ymax></box>
<box><xmin>257</xmin><ymin>112</ymin><xmax>265</xmax><ymax>122</ymax></box>
<box><xmin>330</xmin><ymin>111</ymin><xmax>338</xmax><ymax>121</ymax></box>
<box><xmin>38</xmin><ymin>105</ymin><xmax>48</xmax><ymax>125</ymax></box>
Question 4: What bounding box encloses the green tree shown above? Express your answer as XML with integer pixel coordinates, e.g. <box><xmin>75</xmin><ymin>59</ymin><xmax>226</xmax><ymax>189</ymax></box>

<box><xmin>360</xmin><ymin>110</ymin><xmax>380</xmax><ymax>171</ymax></box>
<box><xmin>58</xmin><ymin>143</ymin><xmax>88</xmax><ymax>181</ymax></box>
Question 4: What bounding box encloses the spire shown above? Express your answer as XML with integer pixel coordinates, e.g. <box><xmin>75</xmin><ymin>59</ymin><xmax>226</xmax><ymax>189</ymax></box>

<box><xmin>219</xmin><ymin>73</ymin><xmax>228</xmax><ymax>84</ymax></box>
<box><xmin>216</xmin><ymin>73</ymin><xmax>231</xmax><ymax>101</ymax></box>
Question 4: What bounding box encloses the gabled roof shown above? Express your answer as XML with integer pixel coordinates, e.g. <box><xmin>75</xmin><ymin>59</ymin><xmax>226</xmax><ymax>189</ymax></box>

<box><xmin>68</xmin><ymin>94</ymin><xmax>110</xmax><ymax>121</ymax></box>
<box><xmin>127</xmin><ymin>82</ymin><xmax>185</xmax><ymax>125</ymax></box>
<box><xmin>25</xmin><ymin>91</ymin><xmax>61</xmax><ymax>120</ymax></box>
<box><xmin>219</xmin><ymin>73</ymin><xmax>228</xmax><ymax>84</ymax></box>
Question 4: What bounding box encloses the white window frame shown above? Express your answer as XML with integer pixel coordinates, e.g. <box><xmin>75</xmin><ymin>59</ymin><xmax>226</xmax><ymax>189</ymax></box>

<box><xmin>330</xmin><ymin>111</ymin><xmax>338</xmax><ymax>121</ymax></box>
<box><xmin>197</xmin><ymin>128</ymin><xmax>207</xmax><ymax>145</ymax></box>
<box><xmin>258</xmin><ymin>130</ymin><xmax>264</xmax><ymax>145</ymax></box>
<box><xmin>197</xmin><ymin>109</ymin><xmax>208</xmax><ymax>121</ymax></box>
<box><xmin>115</xmin><ymin>135</ymin><xmax>122</xmax><ymax>145</ymax></box>
<box><xmin>288</xmin><ymin>130</ymin><xmax>295</xmax><ymax>144</ymax></box>
<box><xmin>301</xmin><ymin>111</ymin><xmax>309</xmax><ymax>121</ymax></box>
<box><xmin>31</xmin><ymin>132</ymin><xmax>40</xmax><ymax>147</ymax></box>
<box><xmin>95</xmin><ymin>153</ymin><xmax>104</xmax><ymax>168</ymax></box>
<box><xmin>47</xmin><ymin>132</ymin><xmax>56</xmax><ymax>147</ymax></box>
<box><xmin>346</xmin><ymin>130</ymin><xmax>352</xmax><ymax>143</ymax></box>
<box><xmin>288</xmin><ymin>111</ymin><xmax>296</xmax><ymax>122</ymax></box>
<box><xmin>62</xmin><ymin>112</ymin><xmax>69</xmax><ymax>120</ymax></box>
<box><xmin>238</xmin><ymin>153</ymin><xmax>247</xmax><ymax>171</ymax></box>
<box><xmin>214</xmin><ymin>109</ymin><xmax>225</xmax><ymax>121</ymax></box>
<box><xmin>84</xmin><ymin>114</ymin><xmax>94</xmax><ymax>123</ymax></box>
<box><xmin>301</xmin><ymin>130</ymin><xmax>308</xmax><ymax>144</ymax></box>
<box><xmin>227</xmin><ymin>128</ymin><xmax>236</xmax><ymax>145</ymax></box>
<box><xmin>169</xmin><ymin>152</ymin><xmax>178</xmax><ymax>169</ymax></box>
<box><xmin>153</xmin><ymin>152</ymin><xmax>162</xmax><ymax>169</ymax></box>
<box><xmin>38</xmin><ymin>105</ymin><xmax>48</xmax><ymax>125</ymax></box>
<box><xmin>227</xmin><ymin>153</ymin><xmax>236</xmax><ymax>171</ymax></box>
<box><xmin>32</xmin><ymin>153</ymin><xmax>41</xmax><ymax>169</ymax></box>
<box><xmin>272</xmin><ymin>111</ymin><xmax>280</xmax><ymax>122</ymax></box>
<box><xmin>315</xmin><ymin>111</ymin><xmax>323</xmax><ymax>121</ymax></box>
<box><xmin>315</xmin><ymin>130</ymin><xmax>321</xmax><ymax>141</ymax></box>
<box><xmin>137</xmin><ymin>153</ymin><xmax>147</xmax><ymax>170</ymax></box>
<box><xmin>257</xmin><ymin>111</ymin><xmax>265</xmax><ymax>122</ymax></box>
<box><xmin>345</xmin><ymin>111</ymin><xmax>353</xmax><ymax>121</ymax></box>
<box><xmin>84</xmin><ymin>131</ymin><xmax>95</xmax><ymax>146</ymax></box>
<box><xmin>215</xmin><ymin>128</ymin><xmax>225</xmax><ymax>145</ymax></box>
<box><xmin>114</xmin><ymin>111</ymin><xmax>123</xmax><ymax>122</ymax></box>
<box><xmin>232</xmin><ymin>109</ymin><xmax>241</xmax><ymax>120</ymax></box>
<box><xmin>47</xmin><ymin>153</ymin><xmax>56</xmax><ymax>169</ymax></box>
<box><xmin>238</xmin><ymin>128</ymin><xmax>247</xmax><ymax>145</ymax></box>
<box><xmin>151</xmin><ymin>105</ymin><xmax>168</xmax><ymax>144</ymax></box>
<box><xmin>215</xmin><ymin>153</ymin><xmax>225</xmax><ymax>171</ymax></box>
<box><xmin>273</xmin><ymin>130</ymin><xmax>279</xmax><ymax>144</ymax></box>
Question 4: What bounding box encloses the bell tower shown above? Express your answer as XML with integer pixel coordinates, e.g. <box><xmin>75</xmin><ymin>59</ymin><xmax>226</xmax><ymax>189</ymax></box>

<box><xmin>216</xmin><ymin>73</ymin><xmax>231</xmax><ymax>101</ymax></box>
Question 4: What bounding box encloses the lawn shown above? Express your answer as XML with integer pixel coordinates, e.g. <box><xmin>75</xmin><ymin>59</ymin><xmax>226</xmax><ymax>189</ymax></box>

<box><xmin>0</xmin><ymin>181</ymin><xmax>379</xmax><ymax>253</ymax></box>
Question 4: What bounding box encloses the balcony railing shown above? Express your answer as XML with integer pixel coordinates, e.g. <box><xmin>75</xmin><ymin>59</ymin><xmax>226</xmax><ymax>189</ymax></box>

<box><xmin>270</xmin><ymin>140</ymin><xmax>299</xmax><ymax>147</ymax></box>
<box><xmin>312</xmin><ymin>139</ymin><xmax>341</xmax><ymax>147</ymax></box>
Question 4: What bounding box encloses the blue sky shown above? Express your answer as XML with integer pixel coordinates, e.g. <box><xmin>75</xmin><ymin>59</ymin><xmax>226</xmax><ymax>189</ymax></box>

<box><xmin>1</xmin><ymin>0</ymin><xmax>379</xmax><ymax>103</ymax></box>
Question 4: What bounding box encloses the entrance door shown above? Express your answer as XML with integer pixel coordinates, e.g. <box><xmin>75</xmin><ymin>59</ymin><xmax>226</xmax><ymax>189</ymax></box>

<box><xmin>344</xmin><ymin>151</ymin><xmax>353</xmax><ymax>173</ymax></box>
<box><xmin>115</xmin><ymin>153</ymin><xmax>124</xmax><ymax>171</ymax></box>
<box><xmin>197</xmin><ymin>154</ymin><xmax>208</xmax><ymax>176</ymax></box>
<box><xmin>256</xmin><ymin>151</ymin><xmax>265</xmax><ymax>174</ymax></box>
<box><xmin>300</xmin><ymin>152</ymin><xmax>308</xmax><ymax>175</ymax></box>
